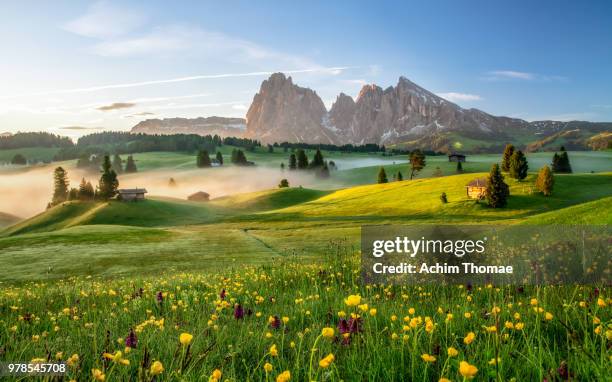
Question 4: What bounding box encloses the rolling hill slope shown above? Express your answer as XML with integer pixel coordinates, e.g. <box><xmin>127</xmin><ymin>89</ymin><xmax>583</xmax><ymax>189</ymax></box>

<box><xmin>0</xmin><ymin>212</ymin><xmax>20</xmax><ymax>228</ymax></box>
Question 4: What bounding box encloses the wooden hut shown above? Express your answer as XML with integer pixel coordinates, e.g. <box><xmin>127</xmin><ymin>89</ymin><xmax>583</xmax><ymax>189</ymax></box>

<box><xmin>466</xmin><ymin>178</ymin><xmax>487</xmax><ymax>199</ymax></box>
<box><xmin>118</xmin><ymin>188</ymin><xmax>147</xmax><ymax>201</ymax></box>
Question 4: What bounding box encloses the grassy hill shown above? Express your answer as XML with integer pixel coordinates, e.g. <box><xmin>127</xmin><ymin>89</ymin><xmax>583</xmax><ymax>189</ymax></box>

<box><xmin>0</xmin><ymin>212</ymin><xmax>20</xmax><ymax>228</ymax></box>
<box><xmin>210</xmin><ymin>187</ymin><xmax>330</xmax><ymax>212</ymax></box>
<box><xmin>523</xmin><ymin>196</ymin><xmax>612</xmax><ymax>224</ymax></box>
<box><xmin>268</xmin><ymin>172</ymin><xmax>612</xmax><ymax>222</ymax></box>
<box><xmin>2</xmin><ymin>198</ymin><xmax>225</xmax><ymax>236</ymax></box>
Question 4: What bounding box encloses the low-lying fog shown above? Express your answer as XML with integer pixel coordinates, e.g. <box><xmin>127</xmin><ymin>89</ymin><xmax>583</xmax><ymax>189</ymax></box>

<box><xmin>0</xmin><ymin>156</ymin><xmax>404</xmax><ymax>219</ymax></box>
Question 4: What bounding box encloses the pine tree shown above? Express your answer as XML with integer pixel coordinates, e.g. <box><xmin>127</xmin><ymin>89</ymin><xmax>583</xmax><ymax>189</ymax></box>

<box><xmin>52</xmin><ymin>166</ymin><xmax>69</xmax><ymax>205</ymax></box>
<box><xmin>509</xmin><ymin>150</ymin><xmax>528</xmax><ymax>180</ymax></box>
<box><xmin>112</xmin><ymin>154</ymin><xmax>123</xmax><ymax>174</ymax></box>
<box><xmin>456</xmin><ymin>161</ymin><xmax>463</xmax><ymax>173</ymax></box>
<box><xmin>196</xmin><ymin>150</ymin><xmax>212</xmax><ymax>167</ymax></box>
<box><xmin>280</xmin><ymin>163</ymin><xmax>285</xmax><ymax>171</ymax></box>
<box><xmin>409</xmin><ymin>149</ymin><xmax>426</xmax><ymax>179</ymax></box>
<box><xmin>297</xmin><ymin>149</ymin><xmax>309</xmax><ymax>169</ymax></box>
<box><xmin>310</xmin><ymin>149</ymin><xmax>324</xmax><ymax>169</ymax></box>
<box><xmin>559</xmin><ymin>147</ymin><xmax>572</xmax><ymax>173</ymax></box>
<box><xmin>397</xmin><ymin>171</ymin><xmax>403</xmax><ymax>181</ymax></box>
<box><xmin>501</xmin><ymin>144</ymin><xmax>515</xmax><ymax>172</ymax></box>
<box><xmin>125</xmin><ymin>155</ymin><xmax>138</xmax><ymax>173</ymax></box>
<box><xmin>535</xmin><ymin>165</ymin><xmax>554</xmax><ymax>196</ymax></box>
<box><xmin>98</xmin><ymin>155</ymin><xmax>119</xmax><ymax>200</ymax></box>
<box><xmin>168</xmin><ymin>178</ymin><xmax>177</xmax><ymax>187</ymax></box>
<box><xmin>216</xmin><ymin>151</ymin><xmax>224</xmax><ymax>165</ymax></box>
<box><xmin>486</xmin><ymin>163</ymin><xmax>509</xmax><ymax>208</ymax></box>
<box><xmin>377</xmin><ymin>167</ymin><xmax>388</xmax><ymax>183</ymax></box>
<box><xmin>68</xmin><ymin>188</ymin><xmax>79</xmax><ymax>200</ymax></box>
<box><xmin>288</xmin><ymin>154</ymin><xmax>297</xmax><ymax>170</ymax></box>
<box><xmin>78</xmin><ymin>178</ymin><xmax>94</xmax><ymax>200</ymax></box>
<box><xmin>278</xmin><ymin>179</ymin><xmax>289</xmax><ymax>188</ymax></box>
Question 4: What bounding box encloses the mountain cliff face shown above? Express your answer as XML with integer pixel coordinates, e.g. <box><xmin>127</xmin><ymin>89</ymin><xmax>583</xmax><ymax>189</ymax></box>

<box><xmin>131</xmin><ymin>117</ymin><xmax>246</xmax><ymax>137</ymax></box>
<box><xmin>245</xmin><ymin>73</ymin><xmax>339</xmax><ymax>144</ymax></box>
<box><xmin>244</xmin><ymin>73</ymin><xmax>609</xmax><ymax>151</ymax></box>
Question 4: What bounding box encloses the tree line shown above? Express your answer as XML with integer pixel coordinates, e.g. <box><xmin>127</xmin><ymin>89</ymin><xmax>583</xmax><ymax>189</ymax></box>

<box><xmin>286</xmin><ymin>149</ymin><xmax>330</xmax><ymax>178</ymax></box>
<box><xmin>0</xmin><ymin>132</ymin><xmax>73</xmax><ymax>150</ymax></box>
<box><xmin>274</xmin><ymin>142</ymin><xmax>384</xmax><ymax>153</ymax></box>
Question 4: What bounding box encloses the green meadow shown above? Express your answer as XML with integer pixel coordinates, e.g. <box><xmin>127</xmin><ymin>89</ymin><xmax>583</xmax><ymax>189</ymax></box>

<box><xmin>0</xmin><ymin>148</ymin><xmax>610</xmax><ymax>282</ymax></box>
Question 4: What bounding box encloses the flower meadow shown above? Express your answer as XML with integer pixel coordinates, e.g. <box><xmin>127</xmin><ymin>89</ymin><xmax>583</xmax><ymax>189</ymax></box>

<box><xmin>0</xmin><ymin>251</ymin><xmax>610</xmax><ymax>381</ymax></box>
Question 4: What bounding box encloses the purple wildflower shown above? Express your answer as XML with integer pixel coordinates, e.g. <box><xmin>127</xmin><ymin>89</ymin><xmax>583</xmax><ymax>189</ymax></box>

<box><xmin>234</xmin><ymin>304</ymin><xmax>245</xmax><ymax>320</ymax></box>
<box><xmin>126</xmin><ymin>328</ymin><xmax>137</xmax><ymax>348</ymax></box>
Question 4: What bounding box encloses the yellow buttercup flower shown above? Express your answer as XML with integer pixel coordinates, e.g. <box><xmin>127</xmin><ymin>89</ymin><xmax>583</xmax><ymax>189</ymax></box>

<box><xmin>322</xmin><ymin>327</ymin><xmax>335</xmax><ymax>338</ymax></box>
<box><xmin>92</xmin><ymin>368</ymin><xmax>106</xmax><ymax>381</ymax></box>
<box><xmin>269</xmin><ymin>344</ymin><xmax>278</xmax><ymax>357</ymax></box>
<box><xmin>150</xmin><ymin>360</ymin><xmax>164</xmax><ymax>376</ymax></box>
<box><xmin>276</xmin><ymin>370</ymin><xmax>291</xmax><ymax>382</ymax></box>
<box><xmin>421</xmin><ymin>353</ymin><xmax>436</xmax><ymax>363</ymax></box>
<box><xmin>264</xmin><ymin>362</ymin><xmax>273</xmax><ymax>373</ymax></box>
<box><xmin>210</xmin><ymin>369</ymin><xmax>222</xmax><ymax>382</ymax></box>
<box><xmin>459</xmin><ymin>361</ymin><xmax>478</xmax><ymax>379</ymax></box>
<box><xmin>319</xmin><ymin>353</ymin><xmax>335</xmax><ymax>368</ymax></box>
<box><xmin>345</xmin><ymin>294</ymin><xmax>361</xmax><ymax>306</ymax></box>
<box><xmin>447</xmin><ymin>347</ymin><xmax>459</xmax><ymax>357</ymax></box>
<box><xmin>464</xmin><ymin>331</ymin><xmax>476</xmax><ymax>345</ymax></box>
<box><xmin>179</xmin><ymin>332</ymin><xmax>193</xmax><ymax>346</ymax></box>
<box><xmin>545</xmin><ymin>312</ymin><xmax>553</xmax><ymax>321</ymax></box>
<box><xmin>488</xmin><ymin>357</ymin><xmax>501</xmax><ymax>365</ymax></box>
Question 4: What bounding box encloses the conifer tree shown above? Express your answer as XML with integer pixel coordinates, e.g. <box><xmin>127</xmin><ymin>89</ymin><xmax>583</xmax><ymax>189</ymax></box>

<box><xmin>297</xmin><ymin>149</ymin><xmax>309</xmax><ymax>169</ymax></box>
<box><xmin>52</xmin><ymin>166</ymin><xmax>69</xmax><ymax>205</ymax></box>
<box><xmin>501</xmin><ymin>144</ymin><xmax>515</xmax><ymax>172</ymax></box>
<box><xmin>397</xmin><ymin>171</ymin><xmax>403</xmax><ymax>181</ymax></box>
<box><xmin>278</xmin><ymin>179</ymin><xmax>289</xmax><ymax>188</ymax></box>
<box><xmin>216</xmin><ymin>151</ymin><xmax>224</xmax><ymax>165</ymax></box>
<box><xmin>409</xmin><ymin>149</ymin><xmax>426</xmax><ymax>179</ymax></box>
<box><xmin>78</xmin><ymin>178</ymin><xmax>95</xmax><ymax>200</ymax></box>
<box><xmin>112</xmin><ymin>154</ymin><xmax>123</xmax><ymax>174</ymax></box>
<box><xmin>509</xmin><ymin>150</ymin><xmax>528</xmax><ymax>180</ymax></box>
<box><xmin>377</xmin><ymin>167</ymin><xmax>388</xmax><ymax>183</ymax></box>
<box><xmin>98</xmin><ymin>155</ymin><xmax>118</xmax><ymax>200</ymax></box>
<box><xmin>317</xmin><ymin>162</ymin><xmax>330</xmax><ymax>178</ymax></box>
<box><xmin>125</xmin><ymin>155</ymin><xmax>138</xmax><ymax>173</ymax></box>
<box><xmin>288</xmin><ymin>154</ymin><xmax>297</xmax><ymax>170</ymax></box>
<box><xmin>456</xmin><ymin>161</ymin><xmax>463</xmax><ymax>173</ymax></box>
<box><xmin>486</xmin><ymin>163</ymin><xmax>509</xmax><ymax>208</ymax></box>
<box><xmin>196</xmin><ymin>150</ymin><xmax>212</xmax><ymax>167</ymax></box>
<box><xmin>310</xmin><ymin>149</ymin><xmax>324</xmax><ymax>168</ymax></box>
<box><xmin>535</xmin><ymin>165</ymin><xmax>554</xmax><ymax>196</ymax></box>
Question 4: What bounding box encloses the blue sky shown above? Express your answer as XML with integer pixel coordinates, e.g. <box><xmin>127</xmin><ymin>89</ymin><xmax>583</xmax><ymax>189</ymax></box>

<box><xmin>1</xmin><ymin>0</ymin><xmax>611</xmax><ymax>137</ymax></box>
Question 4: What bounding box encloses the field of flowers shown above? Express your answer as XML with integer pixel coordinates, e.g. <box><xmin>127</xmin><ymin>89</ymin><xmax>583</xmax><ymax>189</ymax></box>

<box><xmin>0</xmin><ymin>248</ymin><xmax>610</xmax><ymax>381</ymax></box>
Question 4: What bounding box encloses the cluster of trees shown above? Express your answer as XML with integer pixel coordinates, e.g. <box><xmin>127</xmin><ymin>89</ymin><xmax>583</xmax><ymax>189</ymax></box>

<box><xmin>275</xmin><ymin>142</ymin><xmax>384</xmax><ymax>153</ymax></box>
<box><xmin>231</xmin><ymin>149</ymin><xmax>252</xmax><ymax>166</ymax></box>
<box><xmin>501</xmin><ymin>144</ymin><xmax>528</xmax><ymax>180</ymax></box>
<box><xmin>552</xmin><ymin>147</ymin><xmax>572</xmax><ymax>173</ymax></box>
<box><xmin>222</xmin><ymin>137</ymin><xmax>261</xmax><ymax>150</ymax></box>
<box><xmin>287</xmin><ymin>149</ymin><xmax>330</xmax><ymax>178</ymax></box>
<box><xmin>49</xmin><ymin>156</ymin><xmax>119</xmax><ymax>207</ymax></box>
<box><xmin>77</xmin><ymin>153</ymin><xmax>137</xmax><ymax>173</ymax></box>
<box><xmin>376</xmin><ymin>168</ymin><xmax>404</xmax><ymax>184</ymax></box>
<box><xmin>196</xmin><ymin>150</ymin><xmax>226</xmax><ymax>168</ymax></box>
<box><xmin>0</xmin><ymin>132</ymin><xmax>73</xmax><ymax>149</ymax></box>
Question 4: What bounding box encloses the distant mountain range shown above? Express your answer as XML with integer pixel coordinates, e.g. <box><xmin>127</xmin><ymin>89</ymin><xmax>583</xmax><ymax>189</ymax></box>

<box><xmin>131</xmin><ymin>117</ymin><xmax>246</xmax><ymax>138</ymax></box>
<box><xmin>130</xmin><ymin>73</ymin><xmax>611</xmax><ymax>152</ymax></box>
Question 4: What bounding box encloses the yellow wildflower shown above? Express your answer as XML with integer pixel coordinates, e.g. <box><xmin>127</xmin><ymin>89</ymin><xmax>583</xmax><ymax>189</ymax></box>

<box><xmin>179</xmin><ymin>332</ymin><xmax>193</xmax><ymax>346</ymax></box>
<box><xmin>421</xmin><ymin>353</ymin><xmax>436</xmax><ymax>363</ymax></box>
<box><xmin>150</xmin><ymin>361</ymin><xmax>164</xmax><ymax>376</ymax></box>
<box><xmin>459</xmin><ymin>361</ymin><xmax>478</xmax><ymax>379</ymax></box>
<box><xmin>447</xmin><ymin>347</ymin><xmax>459</xmax><ymax>357</ymax></box>
<box><xmin>319</xmin><ymin>353</ymin><xmax>335</xmax><ymax>368</ymax></box>
<box><xmin>345</xmin><ymin>294</ymin><xmax>361</xmax><ymax>306</ymax></box>
<box><xmin>322</xmin><ymin>327</ymin><xmax>335</xmax><ymax>338</ymax></box>
<box><xmin>276</xmin><ymin>370</ymin><xmax>291</xmax><ymax>382</ymax></box>
<box><xmin>464</xmin><ymin>331</ymin><xmax>476</xmax><ymax>345</ymax></box>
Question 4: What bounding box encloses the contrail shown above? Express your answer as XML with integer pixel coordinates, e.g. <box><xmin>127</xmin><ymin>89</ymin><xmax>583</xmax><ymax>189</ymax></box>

<box><xmin>1</xmin><ymin>66</ymin><xmax>352</xmax><ymax>100</ymax></box>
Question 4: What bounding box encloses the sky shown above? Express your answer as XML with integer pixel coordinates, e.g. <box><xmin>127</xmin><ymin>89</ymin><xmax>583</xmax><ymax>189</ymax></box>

<box><xmin>1</xmin><ymin>0</ymin><xmax>611</xmax><ymax>138</ymax></box>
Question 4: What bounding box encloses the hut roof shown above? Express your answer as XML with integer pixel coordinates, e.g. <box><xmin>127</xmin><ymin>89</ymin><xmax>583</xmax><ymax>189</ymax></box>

<box><xmin>466</xmin><ymin>178</ymin><xmax>488</xmax><ymax>187</ymax></box>
<box><xmin>118</xmin><ymin>188</ymin><xmax>148</xmax><ymax>194</ymax></box>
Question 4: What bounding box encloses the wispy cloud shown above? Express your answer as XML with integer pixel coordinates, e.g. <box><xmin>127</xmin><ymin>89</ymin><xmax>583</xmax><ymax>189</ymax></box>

<box><xmin>62</xmin><ymin>1</ymin><xmax>146</xmax><ymax>39</ymax></box>
<box><xmin>1</xmin><ymin>67</ymin><xmax>351</xmax><ymax>100</ymax></box>
<box><xmin>484</xmin><ymin>70</ymin><xmax>567</xmax><ymax>82</ymax></box>
<box><xmin>437</xmin><ymin>92</ymin><xmax>482</xmax><ymax>102</ymax></box>
<box><xmin>97</xmin><ymin>102</ymin><xmax>136</xmax><ymax>111</ymax></box>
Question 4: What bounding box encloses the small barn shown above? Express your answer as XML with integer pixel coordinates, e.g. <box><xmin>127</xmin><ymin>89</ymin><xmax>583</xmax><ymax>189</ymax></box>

<box><xmin>118</xmin><ymin>188</ymin><xmax>147</xmax><ymax>201</ymax></box>
<box><xmin>188</xmin><ymin>191</ymin><xmax>210</xmax><ymax>202</ymax></box>
<box><xmin>448</xmin><ymin>153</ymin><xmax>466</xmax><ymax>162</ymax></box>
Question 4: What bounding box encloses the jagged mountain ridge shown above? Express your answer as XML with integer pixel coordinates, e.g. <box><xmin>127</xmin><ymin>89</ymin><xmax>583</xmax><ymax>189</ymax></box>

<box><xmin>244</xmin><ymin>73</ymin><xmax>610</xmax><ymax>152</ymax></box>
